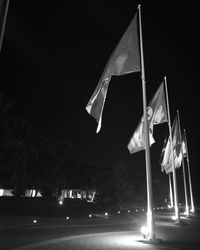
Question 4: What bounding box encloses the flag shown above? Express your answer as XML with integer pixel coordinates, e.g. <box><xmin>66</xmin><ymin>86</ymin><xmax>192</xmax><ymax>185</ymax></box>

<box><xmin>182</xmin><ymin>132</ymin><xmax>187</xmax><ymax>157</ymax></box>
<box><xmin>161</xmin><ymin>115</ymin><xmax>182</xmax><ymax>174</ymax></box>
<box><xmin>128</xmin><ymin>82</ymin><xmax>168</xmax><ymax>154</ymax></box>
<box><xmin>86</xmin><ymin>12</ymin><xmax>140</xmax><ymax>133</ymax></box>
<box><xmin>127</xmin><ymin>118</ymin><xmax>155</xmax><ymax>154</ymax></box>
<box><xmin>0</xmin><ymin>0</ymin><xmax>9</xmax><ymax>52</ymax></box>
<box><xmin>147</xmin><ymin>81</ymin><xmax>168</xmax><ymax>130</ymax></box>
<box><xmin>159</xmin><ymin>134</ymin><xmax>168</xmax><ymax>165</ymax></box>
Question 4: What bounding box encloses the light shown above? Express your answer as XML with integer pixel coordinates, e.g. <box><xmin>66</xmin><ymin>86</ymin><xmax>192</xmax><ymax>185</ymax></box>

<box><xmin>135</xmin><ymin>209</ymin><xmax>138</xmax><ymax>212</ymax></box>
<box><xmin>32</xmin><ymin>189</ymin><xmax>36</xmax><ymax>197</ymax></box>
<box><xmin>167</xmin><ymin>204</ymin><xmax>172</xmax><ymax>208</ymax></box>
<box><xmin>105</xmin><ymin>212</ymin><xmax>108</xmax><ymax>216</ymax></box>
<box><xmin>66</xmin><ymin>216</ymin><xmax>70</xmax><ymax>220</ymax></box>
<box><xmin>59</xmin><ymin>200</ymin><xmax>63</xmax><ymax>205</ymax></box>
<box><xmin>172</xmin><ymin>216</ymin><xmax>177</xmax><ymax>221</ymax></box>
<box><xmin>128</xmin><ymin>210</ymin><xmax>130</xmax><ymax>213</ymax></box>
<box><xmin>117</xmin><ymin>211</ymin><xmax>120</xmax><ymax>214</ymax></box>
<box><xmin>184</xmin><ymin>206</ymin><xmax>190</xmax><ymax>217</ymax></box>
<box><xmin>190</xmin><ymin>208</ymin><xmax>195</xmax><ymax>213</ymax></box>
<box><xmin>89</xmin><ymin>214</ymin><xmax>92</xmax><ymax>218</ymax></box>
<box><xmin>33</xmin><ymin>219</ymin><xmax>37</xmax><ymax>223</ymax></box>
<box><xmin>141</xmin><ymin>226</ymin><xmax>148</xmax><ymax>239</ymax></box>
<box><xmin>0</xmin><ymin>189</ymin><xmax>4</xmax><ymax>196</ymax></box>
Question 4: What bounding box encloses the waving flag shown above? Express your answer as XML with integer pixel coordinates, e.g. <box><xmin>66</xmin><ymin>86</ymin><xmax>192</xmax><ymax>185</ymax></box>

<box><xmin>127</xmin><ymin>118</ymin><xmax>155</xmax><ymax>154</ymax></box>
<box><xmin>86</xmin><ymin>12</ymin><xmax>140</xmax><ymax>133</ymax></box>
<box><xmin>148</xmin><ymin>81</ymin><xmax>168</xmax><ymax>129</ymax></box>
<box><xmin>182</xmin><ymin>132</ymin><xmax>187</xmax><ymax>157</ymax></box>
<box><xmin>161</xmin><ymin>115</ymin><xmax>182</xmax><ymax>174</ymax></box>
<box><xmin>128</xmin><ymin>82</ymin><xmax>168</xmax><ymax>154</ymax></box>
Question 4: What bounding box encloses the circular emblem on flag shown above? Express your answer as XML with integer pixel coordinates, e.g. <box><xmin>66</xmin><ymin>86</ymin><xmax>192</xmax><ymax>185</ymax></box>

<box><xmin>147</xmin><ymin>106</ymin><xmax>153</xmax><ymax>120</ymax></box>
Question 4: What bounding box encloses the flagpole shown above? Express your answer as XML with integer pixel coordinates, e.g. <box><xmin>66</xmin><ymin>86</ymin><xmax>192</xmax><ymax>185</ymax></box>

<box><xmin>164</xmin><ymin>76</ymin><xmax>180</xmax><ymax>223</ymax></box>
<box><xmin>138</xmin><ymin>5</ymin><xmax>156</xmax><ymax>240</ymax></box>
<box><xmin>169</xmin><ymin>173</ymin><xmax>174</xmax><ymax>208</ymax></box>
<box><xmin>177</xmin><ymin>110</ymin><xmax>189</xmax><ymax>217</ymax></box>
<box><xmin>184</xmin><ymin>129</ymin><xmax>195</xmax><ymax>213</ymax></box>
<box><xmin>0</xmin><ymin>0</ymin><xmax>9</xmax><ymax>52</ymax></box>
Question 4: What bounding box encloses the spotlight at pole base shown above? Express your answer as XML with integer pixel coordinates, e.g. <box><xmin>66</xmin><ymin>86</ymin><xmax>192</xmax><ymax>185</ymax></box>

<box><xmin>141</xmin><ymin>226</ymin><xmax>148</xmax><ymax>240</ymax></box>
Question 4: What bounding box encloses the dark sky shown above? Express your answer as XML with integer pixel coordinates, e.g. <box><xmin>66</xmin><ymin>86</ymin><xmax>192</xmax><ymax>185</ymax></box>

<box><xmin>1</xmin><ymin>1</ymin><xmax>199</xmax><ymax>200</ymax></box>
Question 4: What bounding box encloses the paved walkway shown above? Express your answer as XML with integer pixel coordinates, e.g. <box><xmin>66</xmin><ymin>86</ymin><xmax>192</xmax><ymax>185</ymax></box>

<box><xmin>2</xmin><ymin>212</ymin><xmax>200</xmax><ymax>250</ymax></box>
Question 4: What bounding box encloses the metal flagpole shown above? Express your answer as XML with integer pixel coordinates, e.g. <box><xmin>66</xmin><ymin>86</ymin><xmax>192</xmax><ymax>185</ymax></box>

<box><xmin>177</xmin><ymin>110</ymin><xmax>189</xmax><ymax>217</ymax></box>
<box><xmin>0</xmin><ymin>0</ymin><xmax>10</xmax><ymax>52</ymax></box>
<box><xmin>169</xmin><ymin>173</ymin><xmax>174</xmax><ymax>208</ymax></box>
<box><xmin>138</xmin><ymin>5</ymin><xmax>156</xmax><ymax>240</ymax></box>
<box><xmin>164</xmin><ymin>76</ymin><xmax>180</xmax><ymax>223</ymax></box>
<box><xmin>184</xmin><ymin>129</ymin><xmax>195</xmax><ymax>213</ymax></box>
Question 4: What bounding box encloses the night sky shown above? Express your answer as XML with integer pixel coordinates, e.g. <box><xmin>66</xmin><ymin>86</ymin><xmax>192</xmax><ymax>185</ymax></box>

<box><xmin>1</xmin><ymin>2</ymin><xmax>199</xmax><ymax>201</ymax></box>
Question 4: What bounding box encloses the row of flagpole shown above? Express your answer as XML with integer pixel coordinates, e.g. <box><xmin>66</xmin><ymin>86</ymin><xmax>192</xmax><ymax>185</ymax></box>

<box><xmin>85</xmin><ymin>4</ymin><xmax>194</xmax><ymax>241</ymax></box>
<box><xmin>167</xmin><ymin>123</ymin><xmax>195</xmax><ymax>216</ymax></box>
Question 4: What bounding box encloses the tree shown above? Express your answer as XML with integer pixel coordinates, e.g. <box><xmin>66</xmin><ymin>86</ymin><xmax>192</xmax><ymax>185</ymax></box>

<box><xmin>33</xmin><ymin>136</ymin><xmax>73</xmax><ymax>199</ymax></box>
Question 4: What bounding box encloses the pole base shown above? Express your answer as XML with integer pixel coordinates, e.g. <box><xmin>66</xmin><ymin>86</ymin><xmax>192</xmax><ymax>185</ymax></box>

<box><xmin>139</xmin><ymin>238</ymin><xmax>162</xmax><ymax>245</ymax></box>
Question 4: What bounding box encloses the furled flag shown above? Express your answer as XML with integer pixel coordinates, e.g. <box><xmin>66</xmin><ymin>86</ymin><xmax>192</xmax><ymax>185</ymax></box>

<box><xmin>182</xmin><ymin>132</ymin><xmax>187</xmax><ymax>157</ymax></box>
<box><xmin>161</xmin><ymin>115</ymin><xmax>182</xmax><ymax>174</ymax></box>
<box><xmin>0</xmin><ymin>0</ymin><xmax>9</xmax><ymax>52</ymax></box>
<box><xmin>159</xmin><ymin>134</ymin><xmax>168</xmax><ymax>165</ymax></box>
<box><xmin>128</xmin><ymin>82</ymin><xmax>168</xmax><ymax>154</ymax></box>
<box><xmin>86</xmin><ymin>12</ymin><xmax>140</xmax><ymax>133</ymax></box>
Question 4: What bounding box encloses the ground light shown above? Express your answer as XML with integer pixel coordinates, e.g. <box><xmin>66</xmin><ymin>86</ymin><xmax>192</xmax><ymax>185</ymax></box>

<box><xmin>141</xmin><ymin>226</ymin><xmax>148</xmax><ymax>240</ymax></box>
<box><xmin>140</xmin><ymin>224</ymin><xmax>162</xmax><ymax>244</ymax></box>
<box><xmin>184</xmin><ymin>206</ymin><xmax>190</xmax><ymax>217</ymax></box>
<box><xmin>33</xmin><ymin>219</ymin><xmax>37</xmax><ymax>223</ymax></box>
<box><xmin>59</xmin><ymin>200</ymin><xmax>63</xmax><ymax>205</ymax></box>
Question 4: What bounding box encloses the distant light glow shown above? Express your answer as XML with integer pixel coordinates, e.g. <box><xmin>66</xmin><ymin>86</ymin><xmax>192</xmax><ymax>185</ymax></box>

<box><xmin>33</xmin><ymin>219</ymin><xmax>37</xmax><ymax>223</ymax></box>
<box><xmin>117</xmin><ymin>211</ymin><xmax>120</xmax><ymax>214</ymax></box>
<box><xmin>184</xmin><ymin>206</ymin><xmax>190</xmax><ymax>217</ymax></box>
<box><xmin>89</xmin><ymin>214</ymin><xmax>92</xmax><ymax>218</ymax></box>
<box><xmin>0</xmin><ymin>189</ymin><xmax>4</xmax><ymax>196</ymax></box>
<box><xmin>105</xmin><ymin>212</ymin><xmax>108</xmax><ymax>216</ymax></box>
<box><xmin>59</xmin><ymin>200</ymin><xmax>63</xmax><ymax>205</ymax></box>
<box><xmin>172</xmin><ymin>216</ymin><xmax>177</xmax><ymax>221</ymax></box>
<box><xmin>128</xmin><ymin>210</ymin><xmax>130</xmax><ymax>213</ymax></box>
<box><xmin>190</xmin><ymin>208</ymin><xmax>195</xmax><ymax>213</ymax></box>
<box><xmin>32</xmin><ymin>189</ymin><xmax>36</xmax><ymax>197</ymax></box>
<box><xmin>66</xmin><ymin>216</ymin><xmax>70</xmax><ymax>220</ymax></box>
